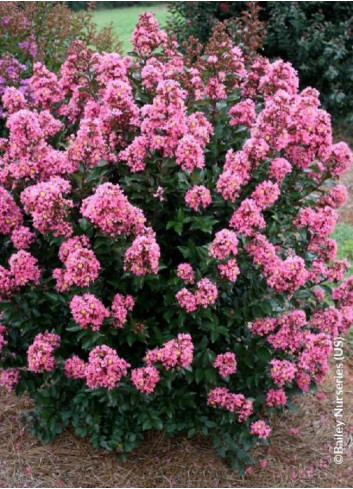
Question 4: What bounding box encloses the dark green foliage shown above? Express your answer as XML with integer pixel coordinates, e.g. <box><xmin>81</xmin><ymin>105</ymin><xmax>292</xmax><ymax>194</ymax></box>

<box><xmin>168</xmin><ymin>1</ymin><xmax>353</xmax><ymax>118</ymax></box>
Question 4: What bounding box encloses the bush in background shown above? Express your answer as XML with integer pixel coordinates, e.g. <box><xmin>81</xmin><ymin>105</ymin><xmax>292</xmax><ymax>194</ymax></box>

<box><xmin>0</xmin><ymin>13</ymin><xmax>352</xmax><ymax>473</ymax></box>
<box><xmin>265</xmin><ymin>1</ymin><xmax>353</xmax><ymax>119</ymax></box>
<box><xmin>0</xmin><ymin>2</ymin><xmax>121</xmax><ymax>94</ymax></box>
<box><xmin>168</xmin><ymin>1</ymin><xmax>353</xmax><ymax>119</ymax></box>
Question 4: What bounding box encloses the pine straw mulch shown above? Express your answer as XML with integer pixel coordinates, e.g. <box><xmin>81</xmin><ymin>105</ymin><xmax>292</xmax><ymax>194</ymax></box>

<box><xmin>0</xmin><ymin>358</ymin><xmax>352</xmax><ymax>488</ymax></box>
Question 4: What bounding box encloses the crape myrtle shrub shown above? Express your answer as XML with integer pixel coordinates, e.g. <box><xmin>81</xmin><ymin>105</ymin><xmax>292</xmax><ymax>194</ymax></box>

<box><xmin>0</xmin><ymin>13</ymin><xmax>353</xmax><ymax>472</ymax></box>
<box><xmin>168</xmin><ymin>1</ymin><xmax>353</xmax><ymax>118</ymax></box>
<box><xmin>0</xmin><ymin>1</ymin><xmax>121</xmax><ymax>116</ymax></box>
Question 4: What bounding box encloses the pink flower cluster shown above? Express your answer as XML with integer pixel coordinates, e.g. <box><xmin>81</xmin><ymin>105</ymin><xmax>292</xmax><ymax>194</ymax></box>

<box><xmin>20</xmin><ymin>177</ymin><xmax>73</xmax><ymax>237</ymax></box>
<box><xmin>269</xmin><ymin>158</ymin><xmax>292</xmax><ymax>183</ymax></box>
<box><xmin>176</xmin><ymin>278</ymin><xmax>218</xmax><ymax>313</ymax></box>
<box><xmin>131</xmin><ymin>366</ymin><xmax>160</xmax><ymax>394</ymax></box>
<box><xmin>207</xmin><ymin>387</ymin><xmax>253</xmax><ymax>422</ymax></box>
<box><xmin>229</xmin><ymin>199</ymin><xmax>265</xmax><ymax>236</ymax></box>
<box><xmin>247</xmin><ymin>234</ymin><xmax>309</xmax><ymax>294</ymax></box>
<box><xmin>216</xmin><ymin>149</ymin><xmax>251</xmax><ymax>203</ymax></box>
<box><xmin>177</xmin><ymin>263</ymin><xmax>195</xmax><ymax>284</ymax></box>
<box><xmin>318</xmin><ymin>185</ymin><xmax>348</xmax><ymax>209</ymax></box>
<box><xmin>228</xmin><ymin>99</ymin><xmax>256</xmax><ymax>127</ymax></box>
<box><xmin>266</xmin><ymin>388</ymin><xmax>287</xmax><ymax>407</ymax></box>
<box><xmin>298</xmin><ymin>333</ymin><xmax>332</xmax><ymax>383</ymax></box>
<box><xmin>123</xmin><ymin>232</ymin><xmax>160</xmax><ymax>276</ymax></box>
<box><xmin>27</xmin><ymin>332</ymin><xmax>60</xmax><ymax>373</ymax></box>
<box><xmin>310</xmin><ymin>307</ymin><xmax>343</xmax><ymax>338</ymax></box>
<box><xmin>84</xmin><ymin>345</ymin><xmax>130</xmax><ymax>390</ymax></box>
<box><xmin>0</xmin><ymin>250</ymin><xmax>41</xmax><ymax>296</ymax></box>
<box><xmin>2</xmin><ymin>109</ymin><xmax>72</xmax><ymax>182</ymax></box>
<box><xmin>64</xmin><ymin>355</ymin><xmax>86</xmax><ymax>379</ymax></box>
<box><xmin>121</xmin><ymin>75</ymin><xmax>212</xmax><ymax>174</ymax></box>
<box><xmin>213</xmin><ymin>352</ymin><xmax>237</xmax><ymax>378</ymax></box>
<box><xmin>10</xmin><ymin>226</ymin><xmax>35</xmax><ymax>250</ymax></box>
<box><xmin>270</xmin><ymin>359</ymin><xmax>297</xmax><ymax>387</ymax></box>
<box><xmin>0</xmin><ymin>186</ymin><xmax>23</xmax><ymax>235</ymax></box>
<box><xmin>0</xmin><ymin>368</ymin><xmax>20</xmax><ymax>391</ymax></box>
<box><xmin>81</xmin><ymin>183</ymin><xmax>146</xmax><ymax>237</ymax></box>
<box><xmin>209</xmin><ymin>229</ymin><xmax>238</xmax><ymax>260</ymax></box>
<box><xmin>185</xmin><ymin>185</ymin><xmax>212</xmax><ymax>212</ymax></box>
<box><xmin>218</xmin><ymin>258</ymin><xmax>240</xmax><ymax>282</ymax></box>
<box><xmin>250</xmin><ymin>420</ymin><xmax>271</xmax><ymax>439</ymax></box>
<box><xmin>0</xmin><ymin>324</ymin><xmax>7</xmax><ymax>353</ymax></box>
<box><xmin>294</xmin><ymin>206</ymin><xmax>338</xmax><ymax>238</ymax></box>
<box><xmin>70</xmin><ymin>294</ymin><xmax>110</xmax><ymax>331</ymax></box>
<box><xmin>131</xmin><ymin>12</ymin><xmax>167</xmax><ymax>56</ymax></box>
<box><xmin>145</xmin><ymin>333</ymin><xmax>194</xmax><ymax>370</ymax></box>
<box><xmin>251</xmin><ymin>181</ymin><xmax>280</xmax><ymax>210</ymax></box>
<box><xmin>333</xmin><ymin>276</ymin><xmax>353</xmax><ymax>306</ymax></box>
<box><xmin>111</xmin><ymin>293</ymin><xmax>135</xmax><ymax>328</ymax></box>
<box><xmin>53</xmin><ymin>237</ymin><xmax>100</xmax><ymax>291</ymax></box>
<box><xmin>9</xmin><ymin>250</ymin><xmax>41</xmax><ymax>288</ymax></box>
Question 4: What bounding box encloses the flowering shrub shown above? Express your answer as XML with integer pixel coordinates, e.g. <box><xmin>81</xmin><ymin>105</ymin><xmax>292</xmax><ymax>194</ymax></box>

<box><xmin>0</xmin><ymin>14</ymin><xmax>352</xmax><ymax>472</ymax></box>
<box><xmin>0</xmin><ymin>1</ymin><xmax>121</xmax><ymax>121</ymax></box>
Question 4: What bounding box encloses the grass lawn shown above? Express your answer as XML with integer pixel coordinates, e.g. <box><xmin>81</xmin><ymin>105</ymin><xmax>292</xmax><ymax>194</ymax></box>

<box><xmin>93</xmin><ymin>3</ymin><xmax>169</xmax><ymax>53</ymax></box>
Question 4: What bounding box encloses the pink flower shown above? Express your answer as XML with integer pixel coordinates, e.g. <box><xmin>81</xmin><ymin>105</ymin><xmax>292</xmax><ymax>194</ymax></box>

<box><xmin>111</xmin><ymin>293</ymin><xmax>135</xmax><ymax>328</ymax></box>
<box><xmin>70</xmin><ymin>294</ymin><xmax>110</xmax><ymax>331</ymax></box>
<box><xmin>218</xmin><ymin>259</ymin><xmax>240</xmax><ymax>282</ymax></box>
<box><xmin>27</xmin><ymin>332</ymin><xmax>60</xmax><ymax>373</ymax></box>
<box><xmin>269</xmin><ymin>157</ymin><xmax>292</xmax><ymax>183</ymax></box>
<box><xmin>176</xmin><ymin>135</ymin><xmax>205</xmax><ymax>173</ymax></box>
<box><xmin>10</xmin><ymin>226</ymin><xmax>35</xmax><ymax>250</ymax></box>
<box><xmin>131</xmin><ymin>12</ymin><xmax>167</xmax><ymax>56</ymax></box>
<box><xmin>259</xmin><ymin>59</ymin><xmax>299</xmax><ymax>97</ymax></box>
<box><xmin>9</xmin><ymin>250</ymin><xmax>41</xmax><ymax>287</ymax></box>
<box><xmin>209</xmin><ymin>229</ymin><xmax>238</xmax><ymax>260</ymax></box>
<box><xmin>195</xmin><ymin>278</ymin><xmax>218</xmax><ymax>308</ymax></box>
<box><xmin>177</xmin><ymin>263</ymin><xmax>195</xmax><ymax>284</ymax></box>
<box><xmin>251</xmin><ymin>181</ymin><xmax>280</xmax><ymax>210</ymax></box>
<box><xmin>53</xmin><ymin>241</ymin><xmax>100</xmax><ymax>291</ymax></box>
<box><xmin>84</xmin><ymin>345</ymin><xmax>130</xmax><ymax>390</ymax></box>
<box><xmin>0</xmin><ymin>368</ymin><xmax>20</xmax><ymax>391</ymax></box>
<box><xmin>270</xmin><ymin>359</ymin><xmax>297</xmax><ymax>387</ymax></box>
<box><xmin>318</xmin><ymin>185</ymin><xmax>348</xmax><ymax>209</ymax></box>
<box><xmin>229</xmin><ymin>199</ymin><xmax>265</xmax><ymax>236</ymax></box>
<box><xmin>326</xmin><ymin>142</ymin><xmax>353</xmax><ymax>177</ymax></box>
<box><xmin>124</xmin><ymin>232</ymin><xmax>160</xmax><ymax>276</ymax></box>
<box><xmin>145</xmin><ymin>333</ymin><xmax>194</xmax><ymax>370</ymax></box>
<box><xmin>207</xmin><ymin>387</ymin><xmax>253</xmax><ymax>421</ymax></box>
<box><xmin>20</xmin><ymin>177</ymin><xmax>73</xmax><ymax>237</ymax></box>
<box><xmin>294</xmin><ymin>206</ymin><xmax>338</xmax><ymax>238</ymax></box>
<box><xmin>176</xmin><ymin>288</ymin><xmax>198</xmax><ymax>313</ymax></box>
<box><xmin>81</xmin><ymin>183</ymin><xmax>146</xmax><ymax>237</ymax></box>
<box><xmin>119</xmin><ymin>135</ymin><xmax>149</xmax><ymax>173</ymax></box>
<box><xmin>213</xmin><ymin>352</ymin><xmax>237</xmax><ymax>377</ymax></box>
<box><xmin>216</xmin><ymin>150</ymin><xmax>251</xmax><ymax>202</ymax></box>
<box><xmin>250</xmin><ymin>420</ymin><xmax>271</xmax><ymax>439</ymax></box>
<box><xmin>228</xmin><ymin>99</ymin><xmax>256</xmax><ymax>127</ymax></box>
<box><xmin>64</xmin><ymin>356</ymin><xmax>86</xmax><ymax>379</ymax></box>
<box><xmin>0</xmin><ymin>324</ymin><xmax>7</xmax><ymax>353</ymax></box>
<box><xmin>0</xmin><ymin>186</ymin><xmax>23</xmax><ymax>235</ymax></box>
<box><xmin>185</xmin><ymin>185</ymin><xmax>212</xmax><ymax>211</ymax></box>
<box><xmin>266</xmin><ymin>256</ymin><xmax>309</xmax><ymax>294</ymax></box>
<box><xmin>131</xmin><ymin>366</ymin><xmax>160</xmax><ymax>394</ymax></box>
<box><xmin>266</xmin><ymin>388</ymin><xmax>287</xmax><ymax>407</ymax></box>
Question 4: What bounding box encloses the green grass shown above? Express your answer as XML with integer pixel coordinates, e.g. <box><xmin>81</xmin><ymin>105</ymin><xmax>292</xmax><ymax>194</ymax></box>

<box><xmin>93</xmin><ymin>3</ymin><xmax>169</xmax><ymax>53</ymax></box>
<box><xmin>332</xmin><ymin>222</ymin><xmax>353</xmax><ymax>272</ymax></box>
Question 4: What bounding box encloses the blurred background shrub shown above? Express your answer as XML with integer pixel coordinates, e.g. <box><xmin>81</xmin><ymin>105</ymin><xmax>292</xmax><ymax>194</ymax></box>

<box><xmin>167</xmin><ymin>1</ymin><xmax>353</xmax><ymax>120</ymax></box>
<box><xmin>0</xmin><ymin>1</ymin><xmax>121</xmax><ymax>74</ymax></box>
